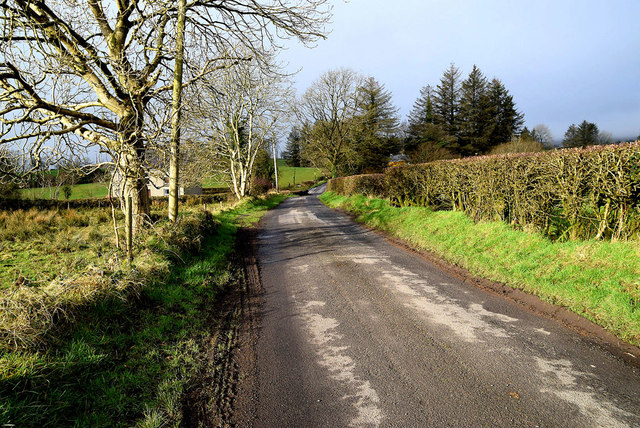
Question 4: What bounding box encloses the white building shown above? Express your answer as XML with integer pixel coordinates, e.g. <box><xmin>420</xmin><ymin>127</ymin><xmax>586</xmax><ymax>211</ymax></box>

<box><xmin>110</xmin><ymin>168</ymin><xmax>202</xmax><ymax>198</ymax></box>
<box><xmin>147</xmin><ymin>171</ymin><xmax>202</xmax><ymax>197</ymax></box>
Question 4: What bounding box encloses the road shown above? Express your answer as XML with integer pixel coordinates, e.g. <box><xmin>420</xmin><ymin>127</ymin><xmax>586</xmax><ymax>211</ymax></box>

<box><xmin>238</xmin><ymin>187</ymin><xmax>640</xmax><ymax>427</ymax></box>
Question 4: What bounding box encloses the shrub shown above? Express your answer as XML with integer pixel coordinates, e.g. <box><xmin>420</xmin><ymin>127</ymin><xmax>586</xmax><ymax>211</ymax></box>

<box><xmin>62</xmin><ymin>185</ymin><xmax>73</xmax><ymax>200</ymax></box>
<box><xmin>489</xmin><ymin>137</ymin><xmax>545</xmax><ymax>155</ymax></box>
<box><xmin>329</xmin><ymin>143</ymin><xmax>640</xmax><ymax>241</ymax></box>
<box><xmin>327</xmin><ymin>174</ymin><xmax>387</xmax><ymax>198</ymax></box>
<box><xmin>249</xmin><ymin>176</ymin><xmax>272</xmax><ymax>196</ymax></box>
<box><xmin>385</xmin><ymin>143</ymin><xmax>640</xmax><ymax>240</ymax></box>
<box><xmin>0</xmin><ymin>182</ymin><xmax>20</xmax><ymax>199</ymax></box>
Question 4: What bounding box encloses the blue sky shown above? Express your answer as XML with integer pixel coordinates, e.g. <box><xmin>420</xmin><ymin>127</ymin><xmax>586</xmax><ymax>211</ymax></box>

<box><xmin>280</xmin><ymin>0</ymin><xmax>640</xmax><ymax>142</ymax></box>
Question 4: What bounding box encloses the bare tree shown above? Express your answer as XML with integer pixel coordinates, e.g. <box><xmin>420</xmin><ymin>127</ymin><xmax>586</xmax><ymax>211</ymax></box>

<box><xmin>532</xmin><ymin>124</ymin><xmax>554</xmax><ymax>148</ymax></box>
<box><xmin>186</xmin><ymin>50</ymin><xmax>292</xmax><ymax>199</ymax></box>
<box><xmin>597</xmin><ymin>131</ymin><xmax>614</xmax><ymax>146</ymax></box>
<box><xmin>1</xmin><ymin>0</ymin><xmax>330</xmax><ymax>227</ymax></box>
<box><xmin>297</xmin><ymin>68</ymin><xmax>363</xmax><ymax>178</ymax></box>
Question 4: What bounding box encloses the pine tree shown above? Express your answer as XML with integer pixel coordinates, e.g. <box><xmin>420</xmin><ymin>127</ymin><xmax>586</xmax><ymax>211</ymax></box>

<box><xmin>356</xmin><ymin>77</ymin><xmax>400</xmax><ymax>139</ymax></box>
<box><xmin>484</xmin><ymin>78</ymin><xmax>524</xmax><ymax>149</ymax></box>
<box><xmin>458</xmin><ymin>65</ymin><xmax>489</xmax><ymax>155</ymax></box>
<box><xmin>408</xmin><ymin>85</ymin><xmax>435</xmax><ymax>130</ymax></box>
<box><xmin>433</xmin><ymin>63</ymin><xmax>462</xmax><ymax>145</ymax></box>
<box><xmin>405</xmin><ymin>85</ymin><xmax>434</xmax><ymax>151</ymax></box>
<box><xmin>351</xmin><ymin>77</ymin><xmax>400</xmax><ymax>172</ymax></box>
<box><xmin>562</xmin><ymin>120</ymin><xmax>599</xmax><ymax>148</ymax></box>
<box><xmin>282</xmin><ymin>127</ymin><xmax>303</xmax><ymax>167</ymax></box>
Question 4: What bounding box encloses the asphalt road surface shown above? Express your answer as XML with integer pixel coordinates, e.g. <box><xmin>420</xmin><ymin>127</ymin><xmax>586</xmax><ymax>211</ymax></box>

<box><xmin>246</xmin><ymin>187</ymin><xmax>640</xmax><ymax>427</ymax></box>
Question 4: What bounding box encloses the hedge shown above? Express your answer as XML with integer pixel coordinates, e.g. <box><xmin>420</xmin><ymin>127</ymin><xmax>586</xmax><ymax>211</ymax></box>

<box><xmin>326</xmin><ymin>174</ymin><xmax>386</xmax><ymax>198</ymax></box>
<box><xmin>327</xmin><ymin>143</ymin><xmax>640</xmax><ymax>241</ymax></box>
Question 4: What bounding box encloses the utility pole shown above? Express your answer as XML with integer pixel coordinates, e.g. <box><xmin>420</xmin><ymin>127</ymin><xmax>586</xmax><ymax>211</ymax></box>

<box><xmin>272</xmin><ymin>138</ymin><xmax>279</xmax><ymax>192</ymax></box>
<box><xmin>168</xmin><ymin>0</ymin><xmax>187</xmax><ymax>222</ymax></box>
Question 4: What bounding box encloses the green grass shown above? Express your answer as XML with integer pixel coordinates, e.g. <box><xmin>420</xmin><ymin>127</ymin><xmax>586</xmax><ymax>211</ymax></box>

<box><xmin>277</xmin><ymin>160</ymin><xmax>324</xmax><ymax>190</ymax></box>
<box><xmin>201</xmin><ymin>160</ymin><xmax>324</xmax><ymax>190</ymax></box>
<box><xmin>0</xmin><ymin>207</ymin><xmax>118</xmax><ymax>289</ymax></box>
<box><xmin>0</xmin><ymin>194</ymin><xmax>289</xmax><ymax>426</ymax></box>
<box><xmin>319</xmin><ymin>191</ymin><xmax>640</xmax><ymax>347</ymax></box>
<box><xmin>19</xmin><ymin>182</ymin><xmax>109</xmax><ymax>200</ymax></box>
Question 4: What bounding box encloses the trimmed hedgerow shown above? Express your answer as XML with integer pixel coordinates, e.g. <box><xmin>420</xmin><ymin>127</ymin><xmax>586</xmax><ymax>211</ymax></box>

<box><xmin>328</xmin><ymin>142</ymin><xmax>640</xmax><ymax>241</ymax></box>
<box><xmin>327</xmin><ymin>174</ymin><xmax>387</xmax><ymax>198</ymax></box>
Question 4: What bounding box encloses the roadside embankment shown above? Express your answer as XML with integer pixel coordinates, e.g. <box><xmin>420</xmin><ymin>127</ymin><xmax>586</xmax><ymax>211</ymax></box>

<box><xmin>0</xmin><ymin>194</ymin><xmax>288</xmax><ymax>426</ymax></box>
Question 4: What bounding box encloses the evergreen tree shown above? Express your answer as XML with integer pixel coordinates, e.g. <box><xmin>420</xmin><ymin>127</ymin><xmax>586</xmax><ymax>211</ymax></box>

<box><xmin>282</xmin><ymin>127</ymin><xmax>303</xmax><ymax>167</ymax></box>
<box><xmin>356</xmin><ymin>77</ymin><xmax>400</xmax><ymax>138</ymax></box>
<box><xmin>407</xmin><ymin>85</ymin><xmax>434</xmax><ymax>130</ymax></box>
<box><xmin>253</xmin><ymin>148</ymin><xmax>275</xmax><ymax>180</ymax></box>
<box><xmin>520</xmin><ymin>126</ymin><xmax>533</xmax><ymax>141</ymax></box>
<box><xmin>433</xmin><ymin>63</ymin><xmax>462</xmax><ymax>146</ymax></box>
<box><xmin>351</xmin><ymin>77</ymin><xmax>401</xmax><ymax>173</ymax></box>
<box><xmin>406</xmin><ymin>66</ymin><xmax>524</xmax><ymax>158</ymax></box>
<box><xmin>484</xmin><ymin>78</ymin><xmax>524</xmax><ymax>149</ymax></box>
<box><xmin>404</xmin><ymin>83</ymin><xmax>454</xmax><ymax>161</ymax></box>
<box><xmin>562</xmin><ymin>120</ymin><xmax>599</xmax><ymax>148</ymax></box>
<box><xmin>406</xmin><ymin>85</ymin><xmax>434</xmax><ymax>152</ymax></box>
<box><xmin>458</xmin><ymin>65</ymin><xmax>489</xmax><ymax>155</ymax></box>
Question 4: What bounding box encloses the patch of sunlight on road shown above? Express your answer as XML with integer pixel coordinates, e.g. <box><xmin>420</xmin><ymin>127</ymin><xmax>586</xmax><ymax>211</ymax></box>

<box><xmin>535</xmin><ymin>357</ymin><xmax>634</xmax><ymax>427</ymax></box>
<box><xmin>350</xmin><ymin>251</ymin><xmax>519</xmax><ymax>343</ymax></box>
<box><xmin>300</xmin><ymin>301</ymin><xmax>383</xmax><ymax>427</ymax></box>
<box><xmin>279</xmin><ymin>207</ymin><xmax>329</xmax><ymax>226</ymax></box>
<box><xmin>349</xmin><ymin>248</ymin><xmax>633</xmax><ymax>427</ymax></box>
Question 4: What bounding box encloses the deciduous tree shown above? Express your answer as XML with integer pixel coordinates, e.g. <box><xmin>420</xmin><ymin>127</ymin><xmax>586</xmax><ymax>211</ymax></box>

<box><xmin>531</xmin><ymin>124</ymin><xmax>554</xmax><ymax>148</ymax></box>
<box><xmin>186</xmin><ymin>50</ymin><xmax>291</xmax><ymax>199</ymax></box>
<box><xmin>297</xmin><ymin>68</ymin><xmax>363</xmax><ymax>178</ymax></box>
<box><xmin>0</xmin><ymin>0</ymin><xmax>330</xmax><ymax>228</ymax></box>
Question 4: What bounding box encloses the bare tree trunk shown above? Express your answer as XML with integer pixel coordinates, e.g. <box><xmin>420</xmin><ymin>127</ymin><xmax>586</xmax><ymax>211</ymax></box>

<box><xmin>118</xmin><ymin>131</ymin><xmax>151</xmax><ymax>230</ymax></box>
<box><xmin>108</xmin><ymin>176</ymin><xmax>120</xmax><ymax>249</ymax></box>
<box><xmin>126</xmin><ymin>196</ymin><xmax>133</xmax><ymax>263</ymax></box>
<box><xmin>168</xmin><ymin>0</ymin><xmax>187</xmax><ymax>223</ymax></box>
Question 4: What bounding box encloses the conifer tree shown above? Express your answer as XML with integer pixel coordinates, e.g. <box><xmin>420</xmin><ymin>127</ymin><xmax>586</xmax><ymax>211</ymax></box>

<box><xmin>562</xmin><ymin>120</ymin><xmax>599</xmax><ymax>148</ymax></box>
<box><xmin>458</xmin><ymin>65</ymin><xmax>489</xmax><ymax>155</ymax></box>
<box><xmin>282</xmin><ymin>127</ymin><xmax>303</xmax><ymax>167</ymax></box>
<box><xmin>433</xmin><ymin>63</ymin><xmax>462</xmax><ymax>144</ymax></box>
<box><xmin>408</xmin><ymin>85</ymin><xmax>435</xmax><ymax>130</ymax></box>
<box><xmin>484</xmin><ymin>78</ymin><xmax>524</xmax><ymax>148</ymax></box>
<box><xmin>352</xmin><ymin>77</ymin><xmax>400</xmax><ymax>172</ymax></box>
<box><xmin>406</xmin><ymin>85</ymin><xmax>435</xmax><ymax>152</ymax></box>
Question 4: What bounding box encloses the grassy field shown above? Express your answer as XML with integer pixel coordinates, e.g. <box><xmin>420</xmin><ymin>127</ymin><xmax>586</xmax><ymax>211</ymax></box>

<box><xmin>18</xmin><ymin>161</ymin><xmax>324</xmax><ymax>200</ymax></box>
<box><xmin>19</xmin><ymin>182</ymin><xmax>109</xmax><ymax>200</ymax></box>
<box><xmin>277</xmin><ymin>161</ymin><xmax>324</xmax><ymax>189</ymax></box>
<box><xmin>319</xmin><ymin>192</ymin><xmax>640</xmax><ymax>347</ymax></box>
<box><xmin>203</xmin><ymin>160</ymin><xmax>325</xmax><ymax>190</ymax></box>
<box><xmin>0</xmin><ymin>194</ymin><xmax>288</xmax><ymax>426</ymax></box>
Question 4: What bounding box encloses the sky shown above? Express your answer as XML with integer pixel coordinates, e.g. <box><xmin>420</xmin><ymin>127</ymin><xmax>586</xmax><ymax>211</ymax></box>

<box><xmin>279</xmin><ymin>0</ymin><xmax>640</xmax><ymax>142</ymax></box>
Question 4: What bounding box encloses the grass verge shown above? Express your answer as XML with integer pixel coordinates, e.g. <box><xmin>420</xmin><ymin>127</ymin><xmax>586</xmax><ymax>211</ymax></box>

<box><xmin>0</xmin><ymin>194</ymin><xmax>288</xmax><ymax>426</ymax></box>
<box><xmin>319</xmin><ymin>191</ymin><xmax>640</xmax><ymax>347</ymax></box>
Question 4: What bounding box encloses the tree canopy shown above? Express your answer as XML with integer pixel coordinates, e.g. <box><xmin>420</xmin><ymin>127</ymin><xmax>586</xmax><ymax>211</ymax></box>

<box><xmin>408</xmin><ymin>64</ymin><xmax>524</xmax><ymax>158</ymax></box>
<box><xmin>1</xmin><ymin>0</ymin><xmax>330</xmax><ymax>220</ymax></box>
<box><xmin>562</xmin><ymin>120</ymin><xmax>600</xmax><ymax>148</ymax></box>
